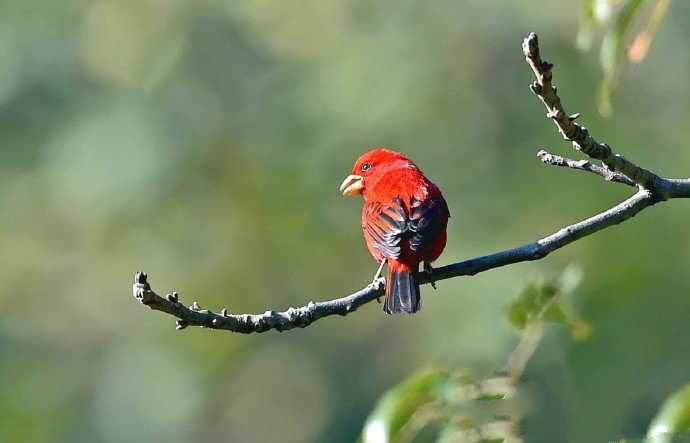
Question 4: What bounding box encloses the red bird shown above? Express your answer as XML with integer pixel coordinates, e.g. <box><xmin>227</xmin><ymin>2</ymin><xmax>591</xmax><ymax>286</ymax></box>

<box><xmin>340</xmin><ymin>148</ymin><xmax>450</xmax><ymax>314</ymax></box>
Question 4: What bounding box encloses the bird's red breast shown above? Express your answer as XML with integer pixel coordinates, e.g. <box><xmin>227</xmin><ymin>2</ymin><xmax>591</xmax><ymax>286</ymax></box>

<box><xmin>340</xmin><ymin>148</ymin><xmax>450</xmax><ymax>314</ymax></box>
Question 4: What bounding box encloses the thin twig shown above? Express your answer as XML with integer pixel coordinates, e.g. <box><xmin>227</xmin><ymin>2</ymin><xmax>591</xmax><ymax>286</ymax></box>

<box><xmin>132</xmin><ymin>33</ymin><xmax>690</xmax><ymax>334</ymax></box>
<box><xmin>537</xmin><ymin>150</ymin><xmax>636</xmax><ymax>187</ymax></box>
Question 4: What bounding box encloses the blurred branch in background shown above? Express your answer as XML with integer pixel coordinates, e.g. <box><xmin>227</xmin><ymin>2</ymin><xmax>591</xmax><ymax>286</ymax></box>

<box><xmin>577</xmin><ymin>0</ymin><xmax>672</xmax><ymax>116</ymax></box>
<box><xmin>132</xmin><ymin>32</ymin><xmax>690</xmax><ymax>334</ymax></box>
<box><xmin>358</xmin><ymin>266</ymin><xmax>589</xmax><ymax>443</ymax></box>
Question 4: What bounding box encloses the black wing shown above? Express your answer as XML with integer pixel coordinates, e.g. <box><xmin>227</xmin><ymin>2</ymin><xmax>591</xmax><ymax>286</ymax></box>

<box><xmin>408</xmin><ymin>197</ymin><xmax>449</xmax><ymax>252</ymax></box>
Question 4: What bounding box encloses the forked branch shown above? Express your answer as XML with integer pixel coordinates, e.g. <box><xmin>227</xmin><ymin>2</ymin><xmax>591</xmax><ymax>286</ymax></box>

<box><xmin>132</xmin><ymin>32</ymin><xmax>690</xmax><ymax>334</ymax></box>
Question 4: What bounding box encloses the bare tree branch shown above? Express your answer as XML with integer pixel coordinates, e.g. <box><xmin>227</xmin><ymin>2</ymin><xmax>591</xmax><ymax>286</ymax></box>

<box><xmin>132</xmin><ymin>32</ymin><xmax>690</xmax><ymax>334</ymax></box>
<box><xmin>537</xmin><ymin>150</ymin><xmax>636</xmax><ymax>187</ymax></box>
<box><xmin>523</xmin><ymin>31</ymin><xmax>690</xmax><ymax>201</ymax></box>
<box><xmin>522</xmin><ymin>33</ymin><xmax>667</xmax><ymax>195</ymax></box>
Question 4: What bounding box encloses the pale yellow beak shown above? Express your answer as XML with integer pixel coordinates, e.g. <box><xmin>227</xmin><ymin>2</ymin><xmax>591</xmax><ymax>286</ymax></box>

<box><xmin>340</xmin><ymin>174</ymin><xmax>364</xmax><ymax>195</ymax></box>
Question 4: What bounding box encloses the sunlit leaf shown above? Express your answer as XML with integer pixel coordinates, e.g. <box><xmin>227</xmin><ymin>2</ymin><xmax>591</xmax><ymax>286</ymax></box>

<box><xmin>628</xmin><ymin>0</ymin><xmax>671</xmax><ymax>63</ymax></box>
<box><xmin>598</xmin><ymin>0</ymin><xmax>648</xmax><ymax>115</ymax></box>
<box><xmin>647</xmin><ymin>383</ymin><xmax>690</xmax><ymax>442</ymax></box>
<box><xmin>600</xmin><ymin>0</ymin><xmax>648</xmax><ymax>72</ymax></box>
<box><xmin>360</xmin><ymin>367</ymin><xmax>450</xmax><ymax>443</ymax></box>
<box><xmin>594</xmin><ymin>0</ymin><xmax>618</xmax><ymax>23</ymax></box>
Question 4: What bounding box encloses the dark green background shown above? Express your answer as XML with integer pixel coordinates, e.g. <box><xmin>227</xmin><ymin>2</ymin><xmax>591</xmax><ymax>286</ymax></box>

<box><xmin>1</xmin><ymin>1</ymin><xmax>689</xmax><ymax>442</ymax></box>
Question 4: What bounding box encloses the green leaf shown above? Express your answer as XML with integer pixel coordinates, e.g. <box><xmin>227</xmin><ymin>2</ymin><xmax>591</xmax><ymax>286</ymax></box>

<box><xmin>505</xmin><ymin>266</ymin><xmax>590</xmax><ymax>340</ymax></box>
<box><xmin>647</xmin><ymin>383</ymin><xmax>690</xmax><ymax>442</ymax></box>
<box><xmin>598</xmin><ymin>0</ymin><xmax>648</xmax><ymax>115</ymax></box>
<box><xmin>505</xmin><ymin>297</ymin><xmax>528</xmax><ymax>330</ymax></box>
<box><xmin>577</xmin><ymin>0</ymin><xmax>597</xmax><ymax>52</ymax></box>
<box><xmin>504</xmin><ymin>279</ymin><xmax>560</xmax><ymax>330</ymax></box>
<box><xmin>505</xmin><ymin>280</ymin><xmax>553</xmax><ymax>330</ymax></box>
<box><xmin>360</xmin><ymin>367</ymin><xmax>451</xmax><ymax>443</ymax></box>
<box><xmin>543</xmin><ymin>303</ymin><xmax>569</xmax><ymax>324</ymax></box>
<box><xmin>600</xmin><ymin>0</ymin><xmax>647</xmax><ymax>73</ymax></box>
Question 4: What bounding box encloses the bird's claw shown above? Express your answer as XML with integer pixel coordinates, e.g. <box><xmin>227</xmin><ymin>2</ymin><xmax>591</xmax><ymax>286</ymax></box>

<box><xmin>371</xmin><ymin>278</ymin><xmax>384</xmax><ymax>290</ymax></box>
<box><xmin>424</xmin><ymin>262</ymin><xmax>437</xmax><ymax>290</ymax></box>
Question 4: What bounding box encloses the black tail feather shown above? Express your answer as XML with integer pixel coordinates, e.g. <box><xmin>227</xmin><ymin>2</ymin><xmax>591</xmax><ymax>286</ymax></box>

<box><xmin>384</xmin><ymin>269</ymin><xmax>421</xmax><ymax>314</ymax></box>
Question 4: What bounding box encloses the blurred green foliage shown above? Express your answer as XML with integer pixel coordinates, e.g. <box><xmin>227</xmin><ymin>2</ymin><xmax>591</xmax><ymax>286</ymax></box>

<box><xmin>505</xmin><ymin>265</ymin><xmax>591</xmax><ymax>340</ymax></box>
<box><xmin>2</xmin><ymin>1</ymin><xmax>690</xmax><ymax>442</ymax></box>
<box><xmin>359</xmin><ymin>367</ymin><xmax>451</xmax><ymax>443</ymax></box>
<box><xmin>360</xmin><ymin>365</ymin><xmax>520</xmax><ymax>443</ymax></box>
<box><xmin>578</xmin><ymin>0</ymin><xmax>672</xmax><ymax>115</ymax></box>
<box><xmin>647</xmin><ymin>384</ymin><xmax>690</xmax><ymax>442</ymax></box>
<box><xmin>359</xmin><ymin>268</ymin><xmax>588</xmax><ymax>442</ymax></box>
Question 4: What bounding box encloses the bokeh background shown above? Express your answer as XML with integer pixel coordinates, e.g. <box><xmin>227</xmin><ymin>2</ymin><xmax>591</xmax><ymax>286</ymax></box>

<box><xmin>1</xmin><ymin>1</ymin><xmax>690</xmax><ymax>442</ymax></box>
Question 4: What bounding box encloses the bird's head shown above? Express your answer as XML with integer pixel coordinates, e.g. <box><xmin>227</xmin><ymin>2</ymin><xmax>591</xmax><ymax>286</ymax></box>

<box><xmin>340</xmin><ymin>148</ymin><xmax>415</xmax><ymax>196</ymax></box>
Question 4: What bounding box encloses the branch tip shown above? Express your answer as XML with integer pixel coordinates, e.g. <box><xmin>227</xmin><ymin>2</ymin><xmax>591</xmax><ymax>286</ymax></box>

<box><xmin>135</xmin><ymin>271</ymin><xmax>148</xmax><ymax>285</ymax></box>
<box><xmin>522</xmin><ymin>32</ymin><xmax>539</xmax><ymax>58</ymax></box>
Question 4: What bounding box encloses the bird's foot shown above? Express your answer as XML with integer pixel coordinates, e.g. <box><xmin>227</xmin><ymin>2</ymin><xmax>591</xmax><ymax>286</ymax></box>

<box><xmin>371</xmin><ymin>259</ymin><xmax>387</xmax><ymax>293</ymax></box>
<box><xmin>424</xmin><ymin>262</ymin><xmax>437</xmax><ymax>290</ymax></box>
<box><xmin>371</xmin><ymin>258</ymin><xmax>387</xmax><ymax>283</ymax></box>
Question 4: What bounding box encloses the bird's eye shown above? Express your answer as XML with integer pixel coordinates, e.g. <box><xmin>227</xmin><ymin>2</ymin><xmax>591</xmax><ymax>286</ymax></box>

<box><xmin>361</xmin><ymin>163</ymin><xmax>372</xmax><ymax>172</ymax></box>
